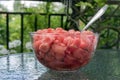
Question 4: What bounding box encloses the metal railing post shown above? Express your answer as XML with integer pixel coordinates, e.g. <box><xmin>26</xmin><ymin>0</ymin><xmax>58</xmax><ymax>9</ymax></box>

<box><xmin>6</xmin><ymin>13</ymin><xmax>9</xmax><ymax>50</ymax></box>
<box><xmin>21</xmin><ymin>14</ymin><xmax>24</xmax><ymax>53</ymax></box>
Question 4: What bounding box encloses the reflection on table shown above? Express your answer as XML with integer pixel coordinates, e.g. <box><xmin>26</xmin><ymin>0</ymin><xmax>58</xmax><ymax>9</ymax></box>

<box><xmin>0</xmin><ymin>49</ymin><xmax>120</xmax><ymax>80</ymax></box>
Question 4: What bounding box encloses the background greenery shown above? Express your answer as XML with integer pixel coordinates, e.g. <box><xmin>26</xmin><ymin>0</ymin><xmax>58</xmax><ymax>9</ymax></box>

<box><xmin>0</xmin><ymin>0</ymin><xmax>120</xmax><ymax>54</ymax></box>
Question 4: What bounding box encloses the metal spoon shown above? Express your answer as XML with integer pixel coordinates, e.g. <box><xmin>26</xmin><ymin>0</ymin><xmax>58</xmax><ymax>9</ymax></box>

<box><xmin>82</xmin><ymin>5</ymin><xmax>108</xmax><ymax>31</ymax></box>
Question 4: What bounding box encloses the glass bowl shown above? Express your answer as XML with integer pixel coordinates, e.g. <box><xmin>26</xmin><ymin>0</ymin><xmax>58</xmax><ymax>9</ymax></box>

<box><xmin>30</xmin><ymin>28</ymin><xmax>99</xmax><ymax>71</ymax></box>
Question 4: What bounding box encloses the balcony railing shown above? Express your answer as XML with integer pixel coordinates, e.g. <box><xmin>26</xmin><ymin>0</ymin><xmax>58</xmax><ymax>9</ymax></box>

<box><xmin>0</xmin><ymin>11</ymin><xmax>120</xmax><ymax>53</ymax></box>
<box><xmin>0</xmin><ymin>12</ymin><xmax>66</xmax><ymax>53</ymax></box>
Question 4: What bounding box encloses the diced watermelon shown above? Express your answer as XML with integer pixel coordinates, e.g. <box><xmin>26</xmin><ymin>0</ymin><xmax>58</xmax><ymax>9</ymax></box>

<box><xmin>63</xmin><ymin>36</ymin><xmax>74</xmax><ymax>46</ymax></box>
<box><xmin>44</xmin><ymin>53</ymin><xmax>55</xmax><ymax>62</ymax></box>
<box><xmin>52</xmin><ymin>43</ymin><xmax>66</xmax><ymax>60</ymax></box>
<box><xmin>80</xmin><ymin>34</ymin><xmax>91</xmax><ymax>50</ymax></box>
<box><xmin>48</xmin><ymin>60</ymin><xmax>66</xmax><ymax>70</ymax></box>
<box><xmin>33</xmin><ymin>40</ymin><xmax>41</xmax><ymax>53</ymax></box>
<box><xmin>73</xmin><ymin>48</ymin><xmax>85</xmax><ymax>59</ymax></box>
<box><xmin>31</xmin><ymin>27</ymin><xmax>98</xmax><ymax>71</ymax></box>
<box><xmin>46</xmin><ymin>28</ymin><xmax>55</xmax><ymax>33</ymax></box>
<box><xmin>64</xmin><ymin>54</ymin><xmax>76</xmax><ymax>65</ymax></box>
<box><xmin>39</xmin><ymin>43</ymin><xmax>50</xmax><ymax>53</ymax></box>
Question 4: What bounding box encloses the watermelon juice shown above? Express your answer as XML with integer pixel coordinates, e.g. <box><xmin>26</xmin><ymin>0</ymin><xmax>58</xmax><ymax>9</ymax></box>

<box><xmin>30</xmin><ymin>28</ymin><xmax>98</xmax><ymax>71</ymax></box>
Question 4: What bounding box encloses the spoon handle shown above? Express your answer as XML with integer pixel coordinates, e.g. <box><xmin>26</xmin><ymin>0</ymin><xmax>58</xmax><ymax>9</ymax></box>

<box><xmin>82</xmin><ymin>5</ymin><xmax>108</xmax><ymax>31</ymax></box>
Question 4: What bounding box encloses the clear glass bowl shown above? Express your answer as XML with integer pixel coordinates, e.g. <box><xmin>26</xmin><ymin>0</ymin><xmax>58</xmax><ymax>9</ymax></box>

<box><xmin>30</xmin><ymin>30</ymin><xmax>99</xmax><ymax>71</ymax></box>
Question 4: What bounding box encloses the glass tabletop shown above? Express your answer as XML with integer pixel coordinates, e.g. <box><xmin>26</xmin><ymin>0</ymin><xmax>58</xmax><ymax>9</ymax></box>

<box><xmin>0</xmin><ymin>49</ymin><xmax>120</xmax><ymax>80</ymax></box>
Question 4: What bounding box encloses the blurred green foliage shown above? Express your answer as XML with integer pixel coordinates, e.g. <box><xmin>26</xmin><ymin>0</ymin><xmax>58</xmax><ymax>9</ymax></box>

<box><xmin>0</xmin><ymin>1</ymin><xmax>120</xmax><ymax>53</ymax></box>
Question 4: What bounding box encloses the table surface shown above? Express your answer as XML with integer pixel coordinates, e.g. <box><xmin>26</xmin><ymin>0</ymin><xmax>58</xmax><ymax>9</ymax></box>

<box><xmin>0</xmin><ymin>49</ymin><xmax>120</xmax><ymax>80</ymax></box>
